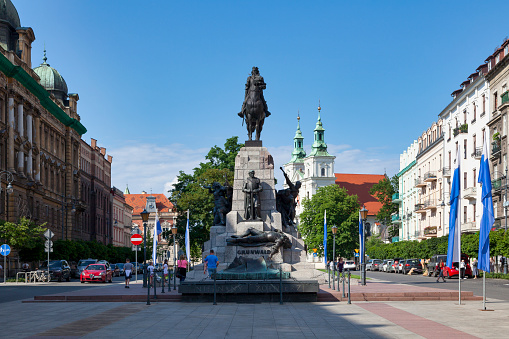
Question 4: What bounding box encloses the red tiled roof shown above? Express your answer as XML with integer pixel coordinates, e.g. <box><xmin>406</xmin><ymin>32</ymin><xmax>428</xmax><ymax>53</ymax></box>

<box><xmin>125</xmin><ymin>194</ymin><xmax>174</xmax><ymax>215</ymax></box>
<box><xmin>334</xmin><ymin>173</ymin><xmax>385</xmax><ymax>216</ymax></box>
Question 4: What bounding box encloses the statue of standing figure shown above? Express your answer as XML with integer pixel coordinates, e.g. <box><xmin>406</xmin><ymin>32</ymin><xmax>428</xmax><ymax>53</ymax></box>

<box><xmin>242</xmin><ymin>170</ymin><xmax>263</xmax><ymax>220</ymax></box>
<box><xmin>204</xmin><ymin>180</ymin><xmax>232</xmax><ymax>226</ymax></box>
<box><xmin>276</xmin><ymin>167</ymin><xmax>301</xmax><ymax>229</ymax></box>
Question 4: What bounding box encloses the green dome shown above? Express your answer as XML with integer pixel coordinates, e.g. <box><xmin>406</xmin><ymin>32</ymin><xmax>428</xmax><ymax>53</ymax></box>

<box><xmin>0</xmin><ymin>0</ymin><xmax>20</xmax><ymax>28</ymax></box>
<box><xmin>33</xmin><ymin>51</ymin><xmax>68</xmax><ymax>100</ymax></box>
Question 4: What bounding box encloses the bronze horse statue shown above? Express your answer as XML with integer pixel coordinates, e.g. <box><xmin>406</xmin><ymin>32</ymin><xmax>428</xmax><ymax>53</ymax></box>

<box><xmin>238</xmin><ymin>67</ymin><xmax>271</xmax><ymax>141</ymax></box>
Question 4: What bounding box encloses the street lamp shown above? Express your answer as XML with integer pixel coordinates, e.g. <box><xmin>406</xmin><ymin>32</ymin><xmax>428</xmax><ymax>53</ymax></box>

<box><xmin>359</xmin><ymin>205</ymin><xmax>368</xmax><ymax>286</ymax></box>
<box><xmin>172</xmin><ymin>220</ymin><xmax>178</xmax><ymax>290</ymax></box>
<box><xmin>140</xmin><ymin>209</ymin><xmax>150</xmax><ymax>290</ymax></box>
<box><xmin>331</xmin><ymin>225</ymin><xmax>337</xmax><ymax>291</ymax></box>
<box><xmin>0</xmin><ymin>170</ymin><xmax>14</xmax><ymax>220</ymax></box>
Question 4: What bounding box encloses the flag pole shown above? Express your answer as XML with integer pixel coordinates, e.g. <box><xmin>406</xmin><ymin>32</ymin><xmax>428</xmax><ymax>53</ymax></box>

<box><xmin>483</xmin><ymin>269</ymin><xmax>486</xmax><ymax>310</ymax></box>
<box><xmin>458</xmin><ymin>144</ymin><xmax>462</xmax><ymax>305</ymax></box>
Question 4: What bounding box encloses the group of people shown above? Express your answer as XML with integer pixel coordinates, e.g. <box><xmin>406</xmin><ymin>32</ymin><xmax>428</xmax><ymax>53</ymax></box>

<box><xmin>327</xmin><ymin>258</ymin><xmax>345</xmax><ymax>278</ymax></box>
<box><xmin>122</xmin><ymin>255</ymin><xmax>189</xmax><ymax>288</ymax></box>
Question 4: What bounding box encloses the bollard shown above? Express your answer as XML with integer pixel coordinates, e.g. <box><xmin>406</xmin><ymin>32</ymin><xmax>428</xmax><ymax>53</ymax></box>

<box><xmin>154</xmin><ymin>273</ymin><xmax>157</xmax><ymax>299</ymax></box>
<box><xmin>328</xmin><ymin>265</ymin><xmax>331</xmax><ymax>288</ymax></box>
<box><xmin>333</xmin><ymin>265</ymin><xmax>336</xmax><ymax>291</ymax></box>
<box><xmin>342</xmin><ymin>271</ymin><xmax>345</xmax><ymax>298</ymax></box>
<box><xmin>279</xmin><ymin>266</ymin><xmax>283</xmax><ymax>305</ymax></box>
<box><xmin>169</xmin><ymin>269</ymin><xmax>172</xmax><ymax>291</ymax></box>
<box><xmin>161</xmin><ymin>271</ymin><xmax>165</xmax><ymax>293</ymax></box>
<box><xmin>146</xmin><ymin>266</ymin><xmax>151</xmax><ymax>305</ymax></box>
<box><xmin>213</xmin><ymin>270</ymin><xmax>217</xmax><ymax>305</ymax></box>
<box><xmin>347</xmin><ymin>269</ymin><xmax>351</xmax><ymax>304</ymax></box>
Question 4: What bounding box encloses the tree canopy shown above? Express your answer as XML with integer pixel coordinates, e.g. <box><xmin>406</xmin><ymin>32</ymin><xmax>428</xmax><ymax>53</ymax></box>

<box><xmin>168</xmin><ymin>136</ymin><xmax>243</xmax><ymax>259</ymax></box>
<box><xmin>299</xmin><ymin>185</ymin><xmax>360</xmax><ymax>259</ymax></box>
<box><xmin>369</xmin><ymin>175</ymin><xmax>399</xmax><ymax>238</ymax></box>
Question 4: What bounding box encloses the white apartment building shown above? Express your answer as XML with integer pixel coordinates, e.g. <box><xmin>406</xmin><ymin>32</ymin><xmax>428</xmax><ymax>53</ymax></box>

<box><xmin>439</xmin><ymin>64</ymin><xmax>490</xmax><ymax>236</ymax></box>
<box><xmin>414</xmin><ymin>120</ymin><xmax>445</xmax><ymax>239</ymax></box>
<box><xmin>394</xmin><ymin>140</ymin><xmax>419</xmax><ymax>241</ymax></box>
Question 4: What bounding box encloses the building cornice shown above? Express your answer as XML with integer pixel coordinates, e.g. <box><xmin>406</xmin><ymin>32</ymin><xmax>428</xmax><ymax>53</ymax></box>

<box><xmin>438</xmin><ymin>75</ymin><xmax>486</xmax><ymax>119</ymax></box>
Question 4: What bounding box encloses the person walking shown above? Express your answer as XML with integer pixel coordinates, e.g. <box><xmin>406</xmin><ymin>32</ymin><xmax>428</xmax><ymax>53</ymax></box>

<box><xmin>124</xmin><ymin>258</ymin><xmax>133</xmax><ymax>288</ymax></box>
<box><xmin>472</xmin><ymin>258</ymin><xmax>478</xmax><ymax>279</ymax></box>
<box><xmin>436</xmin><ymin>259</ymin><xmax>446</xmax><ymax>282</ymax></box>
<box><xmin>147</xmin><ymin>261</ymin><xmax>155</xmax><ymax>287</ymax></box>
<box><xmin>177</xmin><ymin>255</ymin><xmax>188</xmax><ymax>283</ymax></box>
<box><xmin>460</xmin><ymin>259</ymin><xmax>466</xmax><ymax>279</ymax></box>
<box><xmin>163</xmin><ymin>259</ymin><xmax>169</xmax><ymax>283</ymax></box>
<box><xmin>337</xmin><ymin>258</ymin><xmax>344</xmax><ymax>282</ymax></box>
<box><xmin>204</xmin><ymin>249</ymin><xmax>218</xmax><ymax>279</ymax></box>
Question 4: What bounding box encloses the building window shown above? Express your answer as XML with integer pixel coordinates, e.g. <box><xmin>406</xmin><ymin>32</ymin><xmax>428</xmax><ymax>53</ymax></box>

<box><xmin>464</xmin><ymin>206</ymin><xmax>467</xmax><ymax>223</ymax></box>
<box><xmin>473</xmin><ymin>203</ymin><xmax>476</xmax><ymax>222</ymax></box>
<box><xmin>482</xmin><ymin>94</ymin><xmax>486</xmax><ymax>114</ymax></box>
<box><xmin>473</xmin><ymin>103</ymin><xmax>476</xmax><ymax>121</ymax></box>
<box><xmin>464</xmin><ymin>140</ymin><xmax>467</xmax><ymax>159</ymax></box>
<box><xmin>473</xmin><ymin>169</ymin><xmax>476</xmax><ymax>187</ymax></box>
<box><xmin>463</xmin><ymin>110</ymin><xmax>467</xmax><ymax>124</ymax></box>
<box><xmin>321</xmin><ymin>168</ymin><xmax>325</xmax><ymax>176</ymax></box>
<box><xmin>464</xmin><ymin>172</ymin><xmax>467</xmax><ymax>189</ymax></box>
<box><xmin>495</xmin><ymin>92</ymin><xmax>498</xmax><ymax>111</ymax></box>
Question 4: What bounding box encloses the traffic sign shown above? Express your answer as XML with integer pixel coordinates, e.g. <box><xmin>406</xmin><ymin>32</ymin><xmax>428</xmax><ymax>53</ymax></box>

<box><xmin>45</xmin><ymin>240</ymin><xmax>53</xmax><ymax>248</ymax></box>
<box><xmin>44</xmin><ymin>247</ymin><xmax>53</xmax><ymax>253</ymax></box>
<box><xmin>44</xmin><ymin>229</ymin><xmax>54</xmax><ymax>239</ymax></box>
<box><xmin>131</xmin><ymin>246</ymin><xmax>141</xmax><ymax>251</ymax></box>
<box><xmin>0</xmin><ymin>244</ymin><xmax>11</xmax><ymax>256</ymax></box>
<box><xmin>131</xmin><ymin>234</ymin><xmax>143</xmax><ymax>246</ymax></box>
<box><xmin>354</xmin><ymin>252</ymin><xmax>359</xmax><ymax>257</ymax></box>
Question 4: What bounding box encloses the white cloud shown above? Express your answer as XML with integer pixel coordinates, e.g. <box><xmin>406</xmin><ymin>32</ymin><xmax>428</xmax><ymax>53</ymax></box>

<box><xmin>110</xmin><ymin>142</ymin><xmax>399</xmax><ymax>196</ymax></box>
<box><xmin>110</xmin><ymin>142</ymin><xmax>208</xmax><ymax>195</ymax></box>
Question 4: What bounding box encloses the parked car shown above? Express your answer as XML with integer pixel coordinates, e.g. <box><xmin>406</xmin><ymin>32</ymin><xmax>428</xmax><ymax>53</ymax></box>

<box><xmin>80</xmin><ymin>263</ymin><xmax>113</xmax><ymax>283</ymax></box>
<box><xmin>111</xmin><ymin>264</ymin><xmax>120</xmax><ymax>277</ymax></box>
<box><xmin>402</xmin><ymin>258</ymin><xmax>423</xmax><ymax>275</ymax></box>
<box><xmin>38</xmin><ymin>260</ymin><xmax>71</xmax><ymax>282</ymax></box>
<box><xmin>77</xmin><ymin>259</ymin><xmax>98</xmax><ymax>278</ymax></box>
<box><xmin>344</xmin><ymin>261</ymin><xmax>356</xmax><ymax>270</ymax></box>
<box><xmin>383</xmin><ymin>260</ymin><xmax>393</xmax><ymax>272</ymax></box>
<box><xmin>427</xmin><ymin>254</ymin><xmax>447</xmax><ymax>277</ymax></box>
<box><xmin>366</xmin><ymin>259</ymin><xmax>375</xmax><ymax>271</ymax></box>
<box><xmin>372</xmin><ymin>259</ymin><xmax>383</xmax><ymax>271</ymax></box>
<box><xmin>443</xmin><ymin>253</ymin><xmax>473</xmax><ymax>279</ymax></box>
<box><xmin>116</xmin><ymin>263</ymin><xmax>125</xmax><ymax>276</ymax></box>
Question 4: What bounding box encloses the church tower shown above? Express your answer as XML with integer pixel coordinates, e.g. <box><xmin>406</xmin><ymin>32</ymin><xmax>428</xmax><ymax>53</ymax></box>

<box><xmin>283</xmin><ymin>114</ymin><xmax>306</xmax><ymax>184</ymax></box>
<box><xmin>299</xmin><ymin>104</ymin><xmax>336</xmax><ymax>208</ymax></box>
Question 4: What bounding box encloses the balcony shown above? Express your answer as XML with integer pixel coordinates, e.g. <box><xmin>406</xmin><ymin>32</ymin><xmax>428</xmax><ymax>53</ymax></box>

<box><xmin>392</xmin><ymin>193</ymin><xmax>402</xmax><ymax>203</ymax></box>
<box><xmin>423</xmin><ymin>171</ymin><xmax>437</xmax><ymax>182</ymax></box>
<box><xmin>462</xmin><ymin>221</ymin><xmax>477</xmax><ymax>233</ymax></box>
<box><xmin>424</xmin><ymin>199</ymin><xmax>437</xmax><ymax>209</ymax></box>
<box><xmin>424</xmin><ymin>226</ymin><xmax>437</xmax><ymax>237</ymax></box>
<box><xmin>442</xmin><ymin>167</ymin><xmax>451</xmax><ymax>177</ymax></box>
<box><xmin>502</xmin><ymin>91</ymin><xmax>509</xmax><ymax>106</ymax></box>
<box><xmin>415</xmin><ymin>203</ymin><xmax>426</xmax><ymax>213</ymax></box>
<box><xmin>463</xmin><ymin>187</ymin><xmax>477</xmax><ymax>200</ymax></box>
<box><xmin>391</xmin><ymin>213</ymin><xmax>401</xmax><ymax>223</ymax></box>
<box><xmin>414</xmin><ymin>177</ymin><xmax>426</xmax><ymax>187</ymax></box>
<box><xmin>492</xmin><ymin>141</ymin><xmax>501</xmax><ymax>157</ymax></box>
<box><xmin>471</xmin><ymin>147</ymin><xmax>482</xmax><ymax>159</ymax></box>
<box><xmin>453</xmin><ymin>124</ymin><xmax>468</xmax><ymax>137</ymax></box>
<box><xmin>492</xmin><ymin>177</ymin><xmax>504</xmax><ymax>192</ymax></box>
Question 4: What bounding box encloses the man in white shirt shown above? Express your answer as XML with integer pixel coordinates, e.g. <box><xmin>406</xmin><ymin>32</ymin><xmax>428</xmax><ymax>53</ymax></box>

<box><xmin>147</xmin><ymin>261</ymin><xmax>155</xmax><ymax>286</ymax></box>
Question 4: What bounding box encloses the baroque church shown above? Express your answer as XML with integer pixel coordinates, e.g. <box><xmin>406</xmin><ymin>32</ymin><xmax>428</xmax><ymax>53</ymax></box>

<box><xmin>283</xmin><ymin>105</ymin><xmax>387</xmax><ymax>251</ymax></box>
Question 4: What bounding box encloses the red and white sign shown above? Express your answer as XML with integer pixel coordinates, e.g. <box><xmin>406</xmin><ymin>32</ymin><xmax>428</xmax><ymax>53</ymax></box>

<box><xmin>131</xmin><ymin>234</ymin><xmax>143</xmax><ymax>246</ymax></box>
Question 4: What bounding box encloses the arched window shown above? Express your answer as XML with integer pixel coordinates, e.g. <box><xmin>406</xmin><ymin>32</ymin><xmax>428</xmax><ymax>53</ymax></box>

<box><xmin>321</xmin><ymin>168</ymin><xmax>325</xmax><ymax>176</ymax></box>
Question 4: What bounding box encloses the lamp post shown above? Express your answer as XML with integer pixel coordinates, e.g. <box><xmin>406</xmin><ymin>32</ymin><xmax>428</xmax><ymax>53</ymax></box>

<box><xmin>359</xmin><ymin>206</ymin><xmax>368</xmax><ymax>286</ymax></box>
<box><xmin>0</xmin><ymin>170</ymin><xmax>13</xmax><ymax>283</ymax></box>
<box><xmin>331</xmin><ymin>225</ymin><xmax>337</xmax><ymax>290</ymax></box>
<box><xmin>140</xmin><ymin>209</ymin><xmax>150</xmax><ymax>290</ymax></box>
<box><xmin>172</xmin><ymin>221</ymin><xmax>178</xmax><ymax>290</ymax></box>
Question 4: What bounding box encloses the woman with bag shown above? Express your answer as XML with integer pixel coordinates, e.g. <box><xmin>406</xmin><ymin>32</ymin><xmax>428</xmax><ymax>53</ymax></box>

<box><xmin>177</xmin><ymin>255</ymin><xmax>188</xmax><ymax>283</ymax></box>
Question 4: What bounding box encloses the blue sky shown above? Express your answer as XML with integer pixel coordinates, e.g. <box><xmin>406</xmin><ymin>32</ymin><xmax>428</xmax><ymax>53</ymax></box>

<box><xmin>13</xmin><ymin>0</ymin><xmax>509</xmax><ymax>193</ymax></box>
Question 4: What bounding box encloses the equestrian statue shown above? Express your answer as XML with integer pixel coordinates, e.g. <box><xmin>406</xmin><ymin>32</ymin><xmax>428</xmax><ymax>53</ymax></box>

<box><xmin>238</xmin><ymin>67</ymin><xmax>271</xmax><ymax>141</ymax></box>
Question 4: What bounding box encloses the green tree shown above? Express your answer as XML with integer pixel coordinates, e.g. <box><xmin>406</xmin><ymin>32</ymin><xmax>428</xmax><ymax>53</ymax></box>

<box><xmin>299</xmin><ymin>185</ymin><xmax>360</xmax><ymax>259</ymax></box>
<box><xmin>370</xmin><ymin>175</ymin><xmax>399</xmax><ymax>239</ymax></box>
<box><xmin>169</xmin><ymin>136</ymin><xmax>243</xmax><ymax>257</ymax></box>
<box><xmin>0</xmin><ymin>217</ymin><xmax>46</xmax><ymax>252</ymax></box>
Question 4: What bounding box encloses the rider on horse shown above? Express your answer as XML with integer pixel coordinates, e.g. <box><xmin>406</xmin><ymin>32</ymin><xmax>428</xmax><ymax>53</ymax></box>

<box><xmin>238</xmin><ymin>67</ymin><xmax>271</xmax><ymax>140</ymax></box>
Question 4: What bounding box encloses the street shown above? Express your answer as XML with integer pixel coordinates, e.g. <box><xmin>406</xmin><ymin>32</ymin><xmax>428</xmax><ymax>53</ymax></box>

<box><xmin>0</xmin><ymin>275</ymin><xmax>131</xmax><ymax>304</ymax></box>
<box><xmin>365</xmin><ymin>270</ymin><xmax>509</xmax><ymax>301</ymax></box>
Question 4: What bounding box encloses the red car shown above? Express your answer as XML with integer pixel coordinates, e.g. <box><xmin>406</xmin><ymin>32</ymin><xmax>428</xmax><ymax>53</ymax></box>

<box><xmin>80</xmin><ymin>264</ymin><xmax>113</xmax><ymax>283</ymax></box>
<box><xmin>443</xmin><ymin>254</ymin><xmax>473</xmax><ymax>279</ymax></box>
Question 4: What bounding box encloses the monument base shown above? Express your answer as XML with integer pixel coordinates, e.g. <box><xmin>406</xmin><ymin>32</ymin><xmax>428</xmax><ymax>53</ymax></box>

<box><xmin>178</xmin><ymin>280</ymin><xmax>319</xmax><ymax>302</ymax></box>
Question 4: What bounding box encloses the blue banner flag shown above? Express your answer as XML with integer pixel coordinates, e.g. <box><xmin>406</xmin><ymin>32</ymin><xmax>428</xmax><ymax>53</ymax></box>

<box><xmin>447</xmin><ymin>144</ymin><xmax>461</xmax><ymax>269</ymax></box>
<box><xmin>323</xmin><ymin>210</ymin><xmax>327</xmax><ymax>264</ymax></box>
<box><xmin>185</xmin><ymin>210</ymin><xmax>190</xmax><ymax>263</ymax></box>
<box><xmin>152</xmin><ymin>211</ymin><xmax>160</xmax><ymax>264</ymax></box>
<box><xmin>477</xmin><ymin>130</ymin><xmax>494</xmax><ymax>272</ymax></box>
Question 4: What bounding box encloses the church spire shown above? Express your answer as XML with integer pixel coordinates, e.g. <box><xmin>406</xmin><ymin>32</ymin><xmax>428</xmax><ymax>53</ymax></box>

<box><xmin>309</xmin><ymin>103</ymin><xmax>332</xmax><ymax>156</ymax></box>
<box><xmin>289</xmin><ymin>112</ymin><xmax>306</xmax><ymax>163</ymax></box>
<box><xmin>124</xmin><ymin>184</ymin><xmax>130</xmax><ymax>195</ymax></box>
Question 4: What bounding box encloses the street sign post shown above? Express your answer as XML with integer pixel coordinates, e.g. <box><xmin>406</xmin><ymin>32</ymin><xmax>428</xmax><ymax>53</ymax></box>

<box><xmin>44</xmin><ymin>229</ymin><xmax>54</xmax><ymax>239</ymax></box>
<box><xmin>1</xmin><ymin>244</ymin><xmax>10</xmax><ymax>284</ymax></box>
